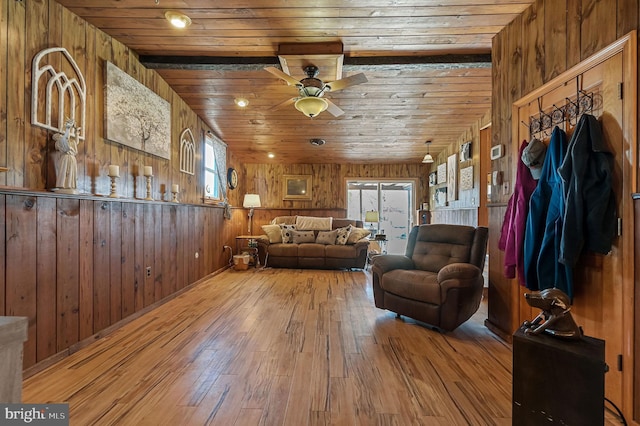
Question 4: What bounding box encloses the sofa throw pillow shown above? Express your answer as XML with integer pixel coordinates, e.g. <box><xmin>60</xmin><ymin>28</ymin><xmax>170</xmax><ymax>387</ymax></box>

<box><xmin>295</xmin><ymin>216</ymin><xmax>333</xmax><ymax>231</ymax></box>
<box><xmin>347</xmin><ymin>227</ymin><xmax>371</xmax><ymax>244</ymax></box>
<box><xmin>316</xmin><ymin>229</ymin><xmax>338</xmax><ymax>245</ymax></box>
<box><xmin>261</xmin><ymin>224</ymin><xmax>283</xmax><ymax>243</ymax></box>
<box><xmin>292</xmin><ymin>230</ymin><xmax>316</xmax><ymax>244</ymax></box>
<box><xmin>280</xmin><ymin>224</ymin><xmax>297</xmax><ymax>243</ymax></box>
<box><xmin>335</xmin><ymin>226</ymin><xmax>351</xmax><ymax>245</ymax></box>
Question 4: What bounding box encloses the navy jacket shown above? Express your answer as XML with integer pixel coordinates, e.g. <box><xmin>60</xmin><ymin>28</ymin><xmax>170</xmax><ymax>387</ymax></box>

<box><xmin>558</xmin><ymin>114</ymin><xmax>616</xmax><ymax>266</ymax></box>
<box><xmin>524</xmin><ymin>126</ymin><xmax>573</xmax><ymax>298</ymax></box>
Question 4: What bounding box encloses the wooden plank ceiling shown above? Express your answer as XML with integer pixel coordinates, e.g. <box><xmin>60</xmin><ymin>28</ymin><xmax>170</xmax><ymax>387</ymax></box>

<box><xmin>56</xmin><ymin>0</ymin><xmax>535</xmax><ymax>164</ymax></box>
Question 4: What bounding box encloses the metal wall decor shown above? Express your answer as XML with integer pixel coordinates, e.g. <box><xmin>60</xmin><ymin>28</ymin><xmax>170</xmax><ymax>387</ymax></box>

<box><xmin>31</xmin><ymin>47</ymin><xmax>86</xmax><ymax>141</ymax></box>
<box><xmin>179</xmin><ymin>128</ymin><xmax>195</xmax><ymax>175</ymax></box>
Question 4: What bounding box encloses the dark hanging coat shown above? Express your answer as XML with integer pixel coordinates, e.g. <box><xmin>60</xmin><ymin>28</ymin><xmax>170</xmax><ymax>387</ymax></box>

<box><xmin>558</xmin><ymin>114</ymin><xmax>616</xmax><ymax>267</ymax></box>
<box><xmin>498</xmin><ymin>140</ymin><xmax>538</xmax><ymax>286</ymax></box>
<box><xmin>523</xmin><ymin>126</ymin><xmax>573</xmax><ymax>298</ymax></box>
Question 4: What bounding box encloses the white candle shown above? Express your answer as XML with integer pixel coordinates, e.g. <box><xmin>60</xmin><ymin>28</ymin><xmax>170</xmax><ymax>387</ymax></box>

<box><xmin>172</xmin><ymin>184</ymin><xmax>179</xmax><ymax>193</ymax></box>
<box><xmin>143</xmin><ymin>166</ymin><xmax>153</xmax><ymax>177</ymax></box>
<box><xmin>108</xmin><ymin>165</ymin><xmax>119</xmax><ymax>177</ymax></box>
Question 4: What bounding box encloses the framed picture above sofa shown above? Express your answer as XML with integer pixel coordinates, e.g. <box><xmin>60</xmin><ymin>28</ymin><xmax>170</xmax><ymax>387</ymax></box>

<box><xmin>283</xmin><ymin>174</ymin><xmax>312</xmax><ymax>200</ymax></box>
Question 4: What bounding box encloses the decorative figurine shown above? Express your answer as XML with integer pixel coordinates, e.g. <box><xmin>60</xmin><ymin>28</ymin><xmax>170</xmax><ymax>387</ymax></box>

<box><xmin>52</xmin><ymin>117</ymin><xmax>81</xmax><ymax>193</ymax></box>
<box><xmin>522</xmin><ymin>288</ymin><xmax>583</xmax><ymax>339</ymax></box>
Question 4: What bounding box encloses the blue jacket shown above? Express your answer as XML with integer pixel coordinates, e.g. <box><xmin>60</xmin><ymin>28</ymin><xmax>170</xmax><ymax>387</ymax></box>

<box><xmin>558</xmin><ymin>114</ymin><xmax>616</xmax><ymax>266</ymax></box>
<box><xmin>524</xmin><ymin>126</ymin><xmax>573</xmax><ymax>298</ymax></box>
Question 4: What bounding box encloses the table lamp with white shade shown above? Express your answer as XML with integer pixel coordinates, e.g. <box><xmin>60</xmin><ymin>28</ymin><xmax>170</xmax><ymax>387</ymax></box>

<box><xmin>364</xmin><ymin>210</ymin><xmax>379</xmax><ymax>237</ymax></box>
<box><xmin>243</xmin><ymin>194</ymin><xmax>261</xmax><ymax>234</ymax></box>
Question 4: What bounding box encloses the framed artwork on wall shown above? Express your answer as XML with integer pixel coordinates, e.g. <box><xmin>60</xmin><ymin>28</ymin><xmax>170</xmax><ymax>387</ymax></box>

<box><xmin>437</xmin><ymin>163</ymin><xmax>447</xmax><ymax>184</ymax></box>
<box><xmin>283</xmin><ymin>175</ymin><xmax>312</xmax><ymax>200</ymax></box>
<box><xmin>460</xmin><ymin>166</ymin><xmax>474</xmax><ymax>190</ymax></box>
<box><xmin>460</xmin><ymin>141</ymin><xmax>472</xmax><ymax>161</ymax></box>
<box><xmin>105</xmin><ymin>61</ymin><xmax>171</xmax><ymax>159</ymax></box>
<box><xmin>435</xmin><ymin>187</ymin><xmax>447</xmax><ymax>207</ymax></box>
<box><xmin>428</xmin><ymin>172</ymin><xmax>437</xmax><ymax>186</ymax></box>
<box><xmin>447</xmin><ymin>153</ymin><xmax>458</xmax><ymax>201</ymax></box>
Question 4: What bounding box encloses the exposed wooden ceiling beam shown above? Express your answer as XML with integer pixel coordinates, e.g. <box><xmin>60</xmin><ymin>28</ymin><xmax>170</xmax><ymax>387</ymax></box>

<box><xmin>139</xmin><ymin>54</ymin><xmax>492</xmax><ymax>71</ymax></box>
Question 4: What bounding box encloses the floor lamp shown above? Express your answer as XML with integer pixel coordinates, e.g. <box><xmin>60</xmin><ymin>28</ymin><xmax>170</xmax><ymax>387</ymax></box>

<box><xmin>243</xmin><ymin>194</ymin><xmax>261</xmax><ymax>235</ymax></box>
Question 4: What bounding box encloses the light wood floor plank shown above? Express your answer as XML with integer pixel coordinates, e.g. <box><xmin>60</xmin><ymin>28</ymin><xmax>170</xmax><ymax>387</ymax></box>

<box><xmin>20</xmin><ymin>268</ymin><xmax>622</xmax><ymax>425</ymax></box>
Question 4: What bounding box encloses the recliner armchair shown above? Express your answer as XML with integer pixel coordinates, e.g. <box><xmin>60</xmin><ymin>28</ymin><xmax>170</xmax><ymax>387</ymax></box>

<box><xmin>371</xmin><ymin>224</ymin><xmax>488</xmax><ymax>331</ymax></box>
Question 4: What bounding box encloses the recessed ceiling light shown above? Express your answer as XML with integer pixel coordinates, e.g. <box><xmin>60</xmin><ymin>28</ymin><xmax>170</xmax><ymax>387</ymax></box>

<box><xmin>310</xmin><ymin>138</ymin><xmax>325</xmax><ymax>146</ymax></box>
<box><xmin>268</xmin><ymin>153</ymin><xmax>275</xmax><ymax>159</ymax></box>
<box><xmin>165</xmin><ymin>11</ymin><xmax>191</xmax><ymax>28</ymax></box>
<box><xmin>234</xmin><ymin>97</ymin><xmax>249</xmax><ymax>108</ymax></box>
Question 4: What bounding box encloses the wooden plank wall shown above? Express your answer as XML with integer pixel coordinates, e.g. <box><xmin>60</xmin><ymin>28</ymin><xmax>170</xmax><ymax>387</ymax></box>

<box><xmin>0</xmin><ymin>0</ymin><xmax>249</xmax><ymax>207</ymax></box>
<box><xmin>427</xmin><ymin>110</ymin><xmax>490</xmax><ymax>226</ymax></box>
<box><xmin>489</xmin><ymin>0</ymin><xmax>639</xmax><ymax>421</ymax></box>
<box><xmin>243</xmin><ymin>163</ymin><xmax>430</xmax><ymax>212</ymax></box>
<box><xmin>1</xmin><ymin>191</ymin><xmax>246</xmax><ymax>370</ymax></box>
<box><xmin>0</xmin><ymin>0</ymin><xmax>252</xmax><ymax>371</ymax></box>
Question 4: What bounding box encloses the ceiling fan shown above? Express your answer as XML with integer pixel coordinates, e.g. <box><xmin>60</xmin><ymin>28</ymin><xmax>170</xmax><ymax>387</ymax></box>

<box><xmin>265</xmin><ymin>65</ymin><xmax>367</xmax><ymax>118</ymax></box>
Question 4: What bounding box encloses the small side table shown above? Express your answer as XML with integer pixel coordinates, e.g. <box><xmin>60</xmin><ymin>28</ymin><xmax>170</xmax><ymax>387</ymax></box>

<box><xmin>235</xmin><ymin>235</ymin><xmax>261</xmax><ymax>267</ymax></box>
<box><xmin>372</xmin><ymin>235</ymin><xmax>387</xmax><ymax>254</ymax></box>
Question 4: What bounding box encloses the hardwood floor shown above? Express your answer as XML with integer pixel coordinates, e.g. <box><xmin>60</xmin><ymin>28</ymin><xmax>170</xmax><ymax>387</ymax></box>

<box><xmin>20</xmin><ymin>268</ymin><xmax>615</xmax><ymax>425</ymax></box>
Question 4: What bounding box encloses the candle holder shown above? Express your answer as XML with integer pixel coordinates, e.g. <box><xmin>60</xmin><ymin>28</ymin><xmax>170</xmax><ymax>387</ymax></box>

<box><xmin>108</xmin><ymin>174</ymin><xmax>119</xmax><ymax>198</ymax></box>
<box><xmin>144</xmin><ymin>175</ymin><xmax>153</xmax><ymax>201</ymax></box>
<box><xmin>171</xmin><ymin>190</ymin><xmax>179</xmax><ymax>203</ymax></box>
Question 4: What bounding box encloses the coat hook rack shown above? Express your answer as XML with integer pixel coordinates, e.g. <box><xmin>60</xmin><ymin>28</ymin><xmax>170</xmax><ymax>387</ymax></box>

<box><xmin>527</xmin><ymin>73</ymin><xmax>595</xmax><ymax>139</ymax></box>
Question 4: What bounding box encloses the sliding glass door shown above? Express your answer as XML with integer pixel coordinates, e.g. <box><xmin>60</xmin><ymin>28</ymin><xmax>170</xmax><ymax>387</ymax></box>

<box><xmin>347</xmin><ymin>180</ymin><xmax>415</xmax><ymax>254</ymax></box>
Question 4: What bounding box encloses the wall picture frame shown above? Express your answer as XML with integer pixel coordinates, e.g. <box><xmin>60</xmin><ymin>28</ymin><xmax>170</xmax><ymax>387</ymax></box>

<box><xmin>447</xmin><ymin>153</ymin><xmax>458</xmax><ymax>202</ymax></box>
<box><xmin>428</xmin><ymin>172</ymin><xmax>437</xmax><ymax>186</ymax></box>
<box><xmin>460</xmin><ymin>141</ymin><xmax>472</xmax><ymax>161</ymax></box>
<box><xmin>435</xmin><ymin>187</ymin><xmax>447</xmax><ymax>207</ymax></box>
<box><xmin>437</xmin><ymin>163</ymin><xmax>447</xmax><ymax>184</ymax></box>
<box><xmin>283</xmin><ymin>175</ymin><xmax>312</xmax><ymax>201</ymax></box>
<box><xmin>105</xmin><ymin>61</ymin><xmax>171</xmax><ymax>159</ymax></box>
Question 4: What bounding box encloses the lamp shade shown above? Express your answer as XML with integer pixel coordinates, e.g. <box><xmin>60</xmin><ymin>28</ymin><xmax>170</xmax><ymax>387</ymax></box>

<box><xmin>364</xmin><ymin>211</ymin><xmax>379</xmax><ymax>223</ymax></box>
<box><xmin>295</xmin><ymin>97</ymin><xmax>328</xmax><ymax>118</ymax></box>
<box><xmin>422</xmin><ymin>153</ymin><xmax>434</xmax><ymax>163</ymax></box>
<box><xmin>243</xmin><ymin>194</ymin><xmax>261</xmax><ymax>208</ymax></box>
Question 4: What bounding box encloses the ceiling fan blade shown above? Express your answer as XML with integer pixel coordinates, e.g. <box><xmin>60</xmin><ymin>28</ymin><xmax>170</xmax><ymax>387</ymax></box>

<box><xmin>325</xmin><ymin>73</ymin><xmax>368</xmax><ymax>92</ymax></box>
<box><xmin>325</xmin><ymin>99</ymin><xmax>344</xmax><ymax>117</ymax></box>
<box><xmin>270</xmin><ymin>97</ymin><xmax>297</xmax><ymax>111</ymax></box>
<box><xmin>264</xmin><ymin>66</ymin><xmax>301</xmax><ymax>87</ymax></box>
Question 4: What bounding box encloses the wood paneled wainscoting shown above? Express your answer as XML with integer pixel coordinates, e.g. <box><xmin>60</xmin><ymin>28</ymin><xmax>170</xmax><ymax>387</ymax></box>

<box><xmin>429</xmin><ymin>207</ymin><xmax>478</xmax><ymax>227</ymax></box>
<box><xmin>0</xmin><ymin>190</ymin><xmax>246</xmax><ymax>374</ymax></box>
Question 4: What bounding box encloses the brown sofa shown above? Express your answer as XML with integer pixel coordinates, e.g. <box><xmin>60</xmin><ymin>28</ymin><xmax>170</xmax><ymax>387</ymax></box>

<box><xmin>257</xmin><ymin>216</ymin><xmax>370</xmax><ymax>269</ymax></box>
<box><xmin>371</xmin><ymin>224</ymin><xmax>488</xmax><ymax>331</ymax></box>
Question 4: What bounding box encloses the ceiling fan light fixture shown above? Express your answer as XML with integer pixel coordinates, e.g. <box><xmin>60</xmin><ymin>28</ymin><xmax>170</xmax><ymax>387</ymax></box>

<box><xmin>234</xmin><ymin>97</ymin><xmax>249</xmax><ymax>108</ymax></box>
<box><xmin>294</xmin><ymin>97</ymin><xmax>328</xmax><ymax>118</ymax></box>
<box><xmin>165</xmin><ymin>11</ymin><xmax>191</xmax><ymax>28</ymax></box>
